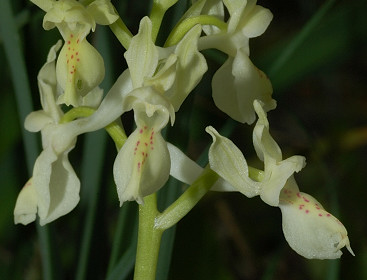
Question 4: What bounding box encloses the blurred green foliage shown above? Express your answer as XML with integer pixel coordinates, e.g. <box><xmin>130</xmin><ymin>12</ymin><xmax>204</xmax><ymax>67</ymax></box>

<box><xmin>1</xmin><ymin>0</ymin><xmax>366</xmax><ymax>279</ymax></box>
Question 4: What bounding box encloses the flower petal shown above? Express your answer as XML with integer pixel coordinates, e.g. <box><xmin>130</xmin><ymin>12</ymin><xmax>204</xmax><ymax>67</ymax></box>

<box><xmin>167</xmin><ymin>142</ymin><xmax>236</xmax><ymax>191</ymax></box>
<box><xmin>14</xmin><ymin>179</ymin><xmax>38</xmax><ymax>225</ymax></box>
<box><xmin>167</xmin><ymin>142</ymin><xmax>202</xmax><ymax>184</ymax></box>
<box><xmin>212</xmin><ymin>49</ymin><xmax>275</xmax><ymax>124</ymax></box>
<box><xmin>253</xmin><ymin>100</ymin><xmax>306</xmax><ymax>206</ymax></box>
<box><xmin>86</xmin><ymin>0</ymin><xmax>119</xmax><ymax>25</ymax></box>
<box><xmin>165</xmin><ymin>25</ymin><xmax>208</xmax><ymax>111</ymax></box>
<box><xmin>25</xmin><ymin>111</ymin><xmax>54</xmax><ymax>132</ymax></box>
<box><xmin>238</xmin><ymin>4</ymin><xmax>273</xmax><ymax>38</ymax></box>
<box><xmin>124</xmin><ymin>17</ymin><xmax>158</xmax><ymax>88</ymax></box>
<box><xmin>206</xmin><ymin>126</ymin><xmax>260</xmax><ymax>197</ymax></box>
<box><xmin>38</xmin><ymin>40</ymin><xmax>63</xmax><ymax>122</ymax></box>
<box><xmin>279</xmin><ymin>177</ymin><xmax>354</xmax><ymax>259</ymax></box>
<box><xmin>56</xmin><ymin>39</ymin><xmax>105</xmax><ymax>106</ymax></box>
<box><xmin>113</xmin><ymin>127</ymin><xmax>170</xmax><ymax>205</ymax></box>
<box><xmin>43</xmin><ymin>0</ymin><xmax>95</xmax><ymax>38</ymax></box>
<box><xmin>33</xmin><ymin>146</ymin><xmax>80</xmax><ymax>225</ymax></box>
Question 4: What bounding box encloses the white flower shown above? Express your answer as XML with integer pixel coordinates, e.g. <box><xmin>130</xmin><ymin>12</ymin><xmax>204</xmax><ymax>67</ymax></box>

<box><xmin>279</xmin><ymin>176</ymin><xmax>354</xmax><ymax>259</ymax></box>
<box><xmin>198</xmin><ymin>0</ymin><xmax>275</xmax><ymax>123</ymax></box>
<box><xmin>14</xmin><ymin>41</ymin><xmax>80</xmax><ymax>225</ymax></box>
<box><xmin>206</xmin><ymin>100</ymin><xmax>305</xmax><ymax>204</ymax></box>
<box><xmin>32</xmin><ymin>0</ymin><xmax>118</xmax><ymax>106</ymax></box>
<box><xmin>48</xmin><ymin>16</ymin><xmax>206</xmax><ymax>205</ymax></box>
<box><xmin>168</xmin><ymin>99</ymin><xmax>353</xmax><ymax>259</ymax></box>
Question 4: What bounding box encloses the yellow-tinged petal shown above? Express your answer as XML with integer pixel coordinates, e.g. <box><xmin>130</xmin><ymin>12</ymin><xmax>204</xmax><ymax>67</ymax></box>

<box><xmin>165</xmin><ymin>24</ymin><xmax>207</xmax><ymax>111</ymax></box>
<box><xmin>212</xmin><ymin>50</ymin><xmax>275</xmax><ymax>124</ymax></box>
<box><xmin>206</xmin><ymin>126</ymin><xmax>260</xmax><ymax>197</ymax></box>
<box><xmin>56</xmin><ymin>38</ymin><xmax>105</xmax><ymax>106</ymax></box>
<box><xmin>86</xmin><ymin>0</ymin><xmax>119</xmax><ymax>25</ymax></box>
<box><xmin>279</xmin><ymin>177</ymin><xmax>354</xmax><ymax>259</ymax></box>
<box><xmin>14</xmin><ymin>179</ymin><xmax>38</xmax><ymax>225</ymax></box>
<box><xmin>124</xmin><ymin>17</ymin><xmax>158</xmax><ymax>88</ymax></box>
<box><xmin>253</xmin><ymin>100</ymin><xmax>305</xmax><ymax>206</ymax></box>
<box><xmin>43</xmin><ymin>0</ymin><xmax>95</xmax><ymax>38</ymax></box>
<box><xmin>113</xmin><ymin>126</ymin><xmax>170</xmax><ymax>205</ymax></box>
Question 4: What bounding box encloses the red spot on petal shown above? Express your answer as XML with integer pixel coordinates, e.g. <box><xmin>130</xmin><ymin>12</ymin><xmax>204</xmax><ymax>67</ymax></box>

<box><xmin>305</xmin><ymin>210</ymin><xmax>309</xmax><ymax>214</ymax></box>
<box><xmin>67</xmin><ymin>41</ymin><xmax>71</xmax><ymax>45</ymax></box>
<box><xmin>319</xmin><ymin>214</ymin><xmax>323</xmax><ymax>217</ymax></box>
<box><xmin>297</xmin><ymin>192</ymin><xmax>301</xmax><ymax>198</ymax></box>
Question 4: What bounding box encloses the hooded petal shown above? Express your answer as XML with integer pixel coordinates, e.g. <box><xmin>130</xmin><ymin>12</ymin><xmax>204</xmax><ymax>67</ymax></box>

<box><xmin>253</xmin><ymin>100</ymin><xmax>306</xmax><ymax>206</ymax></box>
<box><xmin>237</xmin><ymin>4</ymin><xmax>273</xmax><ymax>38</ymax></box>
<box><xmin>43</xmin><ymin>0</ymin><xmax>95</xmax><ymax>38</ymax></box>
<box><xmin>33</xmin><ymin>146</ymin><xmax>80</xmax><ymax>225</ymax></box>
<box><xmin>279</xmin><ymin>177</ymin><xmax>354</xmax><ymax>259</ymax></box>
<box><xmin>223</xmin><ymin>0</ymin><xmax>248</xmax><ymax>33</ymax></box>
<box><xmin>56</xmin><ymin>38</ymin><xmax>105</xmax><ymax>106</ymax></box>
<box><xmin>38</xmin><ymin>40</ymin><xmax>63</xmax><ymax>121</ymax></box>
<box><xmin>165</xmin><ymin>25</ymin><xmax>208</xmax><ymax>111</ymax></box>
<box><xmin>212</xmin><ymin>49</ymin><xmax>275</xmax><ymax>124</ymax></box>
<box><xmin>124</xmin><ymin>17</ymin><xmax>158</xmax><ymax>88</ymax></box>
<box><xmin>14</xmin><ymin>179</ymin><xmax>38</xmax><ymax>225</ymax></box>
<box><xmin>86</xmin><ymin>0</ymin><xmax>119</xmax><ymax>25</ymax></box>
<box><xmin>167</xmin><ymin>142</ymin><xmax>235</xmax><ymax>191</ymax></box>
<box><xmin>206</xmin><ymin>126</ymin><xmax>260</xmax><ymax>197</ymax></box>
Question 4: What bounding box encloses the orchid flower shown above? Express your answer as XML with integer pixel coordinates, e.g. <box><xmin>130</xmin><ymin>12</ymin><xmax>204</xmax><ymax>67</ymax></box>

<box><xmin>48</xmin><ymin>16</ymin><xmax>206</xmax><ymax>205</ymax></box>
<box><xmin>206</xmin><ymin>100</ymin><xmax>306</xmax><ymax>205</ymax></box>
<box><xmin>14</xmin><ymin>41</ymin><xmax>81</xmax><ymax>225</ymax></box>
<box><xmin>168</xmin><ymin>99</ymin><xmax>353</xmax><ymax>259</ymax></box>
<box><xmin>31</xmin><ymin>0</ymin><xmax>118</xmax><ymax>107</ymax></box>
<box><xmin>198</xmin><ymin>0</ymin><xmax>275</xmax><ymax>124</ymax></box>
<box><xmin>279</xmin><ymin>176</ymin><xmax>354</xmax><ymax>259</ymax></box>
<box><xmin>115</xmin><ymin>16</ymin><xmax>207</xmax><ymax>204</ymax></box>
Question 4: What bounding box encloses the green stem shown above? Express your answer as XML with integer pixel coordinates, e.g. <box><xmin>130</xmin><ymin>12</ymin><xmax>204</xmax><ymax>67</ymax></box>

<box><xmin>248</xmin><ymin>166</ymin><xmax>265</xmax><ymax>182</ymax></box>
<box><xmin>155</xmin><ymin>166</ymin><xmax>219</xmax><ymax>230</ymax></box>
<box><xmin>109</xmin><ymin>17</ymin><xmax>133</xmax><ymax>50</ymax></box>
<box><xmin>149</xmin><ymin>0</ymin><xmax>178</xmax><ymax>42</ymax></box>
<box><xmin>165</xmin><ymin>15</ymin><xmax>227</xmax><ymax>47</ymax></box>
<box><xmin>133</xmin><ymin>194</ymin><xmax>163</xmax><ymax>280</ymax></box>
<box><xmin>59</xmin><ymin>107</ymin><xmax>95</xmax><ymax>123</ymax></box>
